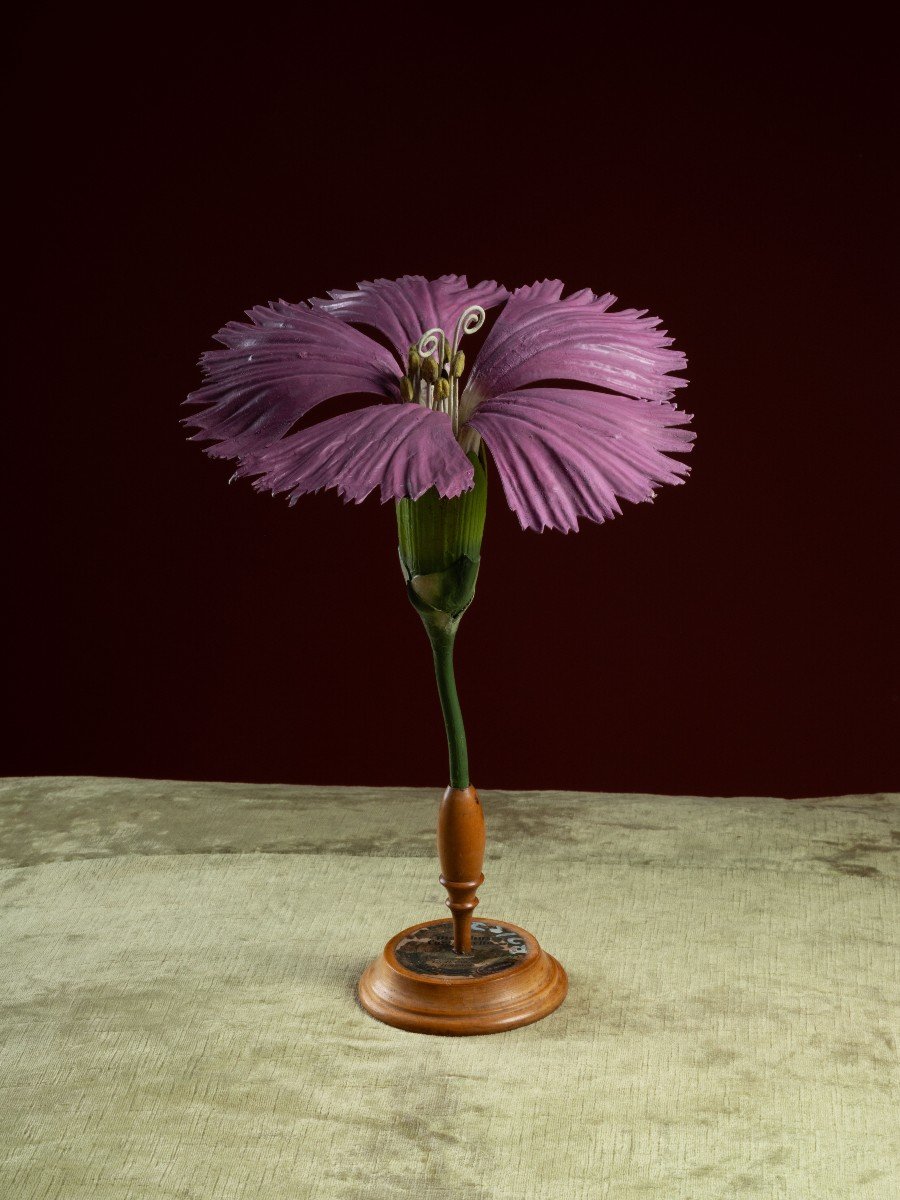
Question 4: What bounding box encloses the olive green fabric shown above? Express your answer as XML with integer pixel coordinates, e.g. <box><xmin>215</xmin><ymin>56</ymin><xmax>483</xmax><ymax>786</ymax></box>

<box><xmin>1</xmin><ymin>778</ymin><xmax>898</xmax><ymax>1199</ymax></box>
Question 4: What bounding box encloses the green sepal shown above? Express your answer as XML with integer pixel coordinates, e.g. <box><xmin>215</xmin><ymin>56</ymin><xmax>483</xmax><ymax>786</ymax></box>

<box><xmin>400</xmin><ymin>551</ymin><xmax>481</xmax><ymax>626</ymax></box>
<box><xmin>396</xmin><ymin>449</ymin><xmax>487</xmax><ymax>623</ymax></box>
<box><xmin>396</xmin><ymin>450</ymin><xmax>487</xmax><ymax>578</ymax></box>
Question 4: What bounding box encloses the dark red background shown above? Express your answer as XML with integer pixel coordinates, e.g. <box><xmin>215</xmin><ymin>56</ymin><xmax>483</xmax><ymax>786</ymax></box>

<box><xmin>6</xmin><ymin>10</ymin><xmax>898</xmax><ymax>796</ymax></box>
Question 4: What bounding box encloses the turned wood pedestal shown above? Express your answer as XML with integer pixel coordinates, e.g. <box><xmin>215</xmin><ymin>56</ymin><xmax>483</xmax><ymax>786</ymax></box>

<box><xmin>358</xmin><ymin>786</ymin><xmax>568</xmax><ymax>1035</ymax></box>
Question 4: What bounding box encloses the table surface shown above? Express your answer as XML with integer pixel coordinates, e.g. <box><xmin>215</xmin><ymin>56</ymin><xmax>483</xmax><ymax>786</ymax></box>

<box><xmin>1</xmin><ymin>777</ymin><xmax>898</xmax><ymax>1200</ymax></box>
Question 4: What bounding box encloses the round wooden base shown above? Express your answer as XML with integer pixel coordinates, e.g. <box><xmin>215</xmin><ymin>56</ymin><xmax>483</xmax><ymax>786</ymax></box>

<box><xmin>358</xmin><ymin>917</ymin><xmax>568</xmax><ymax>1035</ymax></box>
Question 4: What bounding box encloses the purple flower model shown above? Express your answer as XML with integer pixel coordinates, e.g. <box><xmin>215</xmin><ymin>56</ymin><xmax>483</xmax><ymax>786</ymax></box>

<box><xmin>185</xmin><ymin>274</ymin><xmax>693</xmax><ymax>798</ymax></box>
<box><xmin>187</xmin><ymin>275</ymin><xmax>694</xmax><ymax>1001</ymax></box>
<box><xmin>185</xmin><ymin>275</ymin><xmax>692</xmax><ymax>533</ymax></box>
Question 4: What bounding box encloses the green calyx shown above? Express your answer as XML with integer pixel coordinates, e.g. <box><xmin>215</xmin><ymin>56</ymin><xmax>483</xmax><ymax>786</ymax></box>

<box><xmin>396</xmin><ymin>449</ymin><xmax>487</xmax><ymax>619</ymax></box>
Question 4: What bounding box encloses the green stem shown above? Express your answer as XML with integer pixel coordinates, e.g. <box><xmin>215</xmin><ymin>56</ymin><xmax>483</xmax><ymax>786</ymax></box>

<box><xmin>423</xmin><ymin>616</ymin><xmax>469</xmax><ymax>790</ymax></box>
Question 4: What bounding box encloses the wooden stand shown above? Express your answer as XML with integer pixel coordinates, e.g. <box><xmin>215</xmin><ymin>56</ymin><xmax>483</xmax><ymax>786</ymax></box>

<box><xmin>358</xmin><ymin>786</ymin><xmax>568</xmax><ymax>1035</ymax></box>
<box><xmin>437</xmin><ymin>784</ymin><xmax>485</xmax><ymax>954</ymax></box>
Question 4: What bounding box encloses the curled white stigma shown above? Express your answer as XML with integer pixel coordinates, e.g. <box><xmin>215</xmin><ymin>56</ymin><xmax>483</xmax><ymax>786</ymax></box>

<box><xmin>416</xmin><ymin>327</ymin><xmax>447</xmax><ymax>360</ymax></box>
<box><xmin>451</xmin><ymin>304</ymin><xmax>485</xmax><ymax>354</ymax></box>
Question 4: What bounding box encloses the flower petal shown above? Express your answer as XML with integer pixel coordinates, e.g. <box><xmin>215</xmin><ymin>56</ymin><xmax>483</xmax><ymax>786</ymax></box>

<box><xmin>464</xmin><ymin>280</ymin><xmax>687</xmax><ymax>406</ymax></box>
<box><xmin>238</xmin><ymin>403</ymin><xmax>475</xmax><ymax>506</ymax></box>
<box><xmin>184</xmin><ymin>300</ymin><xmax>399</xmax><ymax>459</ymax></box>
<box><xmin>466</xmin><ymin>388</ymin><xmax>694</xmax><ymax>533</ymax></box>
<box><xmin>311</xmin><ymin>275</ymin><xmax>508</xmax><ymax>362</ymax></box>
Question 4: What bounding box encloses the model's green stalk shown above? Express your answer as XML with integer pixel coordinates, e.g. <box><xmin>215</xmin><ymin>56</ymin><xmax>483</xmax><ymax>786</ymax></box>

<box><xmin>426</xmin><ymin>617</ymin><xmax>468</xmax><ymax>789</ymax></box>
<box><xmin>396</xmin><ymin>449</ymin><xmax>487</xmax><ymax>790</ymax></box>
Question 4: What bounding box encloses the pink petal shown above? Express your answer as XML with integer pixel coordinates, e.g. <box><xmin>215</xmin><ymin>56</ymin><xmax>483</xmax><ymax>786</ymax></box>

<box><xmin>465</xmin><ymin>280</ymin><xmax>687</xmax><ymax>405</ymax></box>
<box><xmin>466</xmin><ymin>388</ymin><xmax>694</xmax><ymax>533</ymax></box>
<box><xmin>183</xmin><ymin>300</ymin><xmax>399</xmax><ymax>459</ymax></box>
<box><xmin>311</xmin><ymin>275</ymin><xmax>508</xmax><ymax>362</ymax></box>
<box><xmin>237</xmin><ymin>403</ymin><xmax>475</xmax><ymax>506</ymax></box>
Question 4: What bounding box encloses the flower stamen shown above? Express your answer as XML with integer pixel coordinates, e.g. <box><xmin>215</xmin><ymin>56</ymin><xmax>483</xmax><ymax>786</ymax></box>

<box><xmin>397</xmin><ymin>305</ymin><xmax>486</xmax><ymax>439</ymax></box>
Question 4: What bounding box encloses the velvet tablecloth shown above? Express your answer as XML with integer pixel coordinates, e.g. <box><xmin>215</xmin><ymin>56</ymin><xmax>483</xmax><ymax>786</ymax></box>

<box><xmin>1</xmin><ymin>777</ymin><xmax>898</xmax><ymax>1199</ymax></box>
